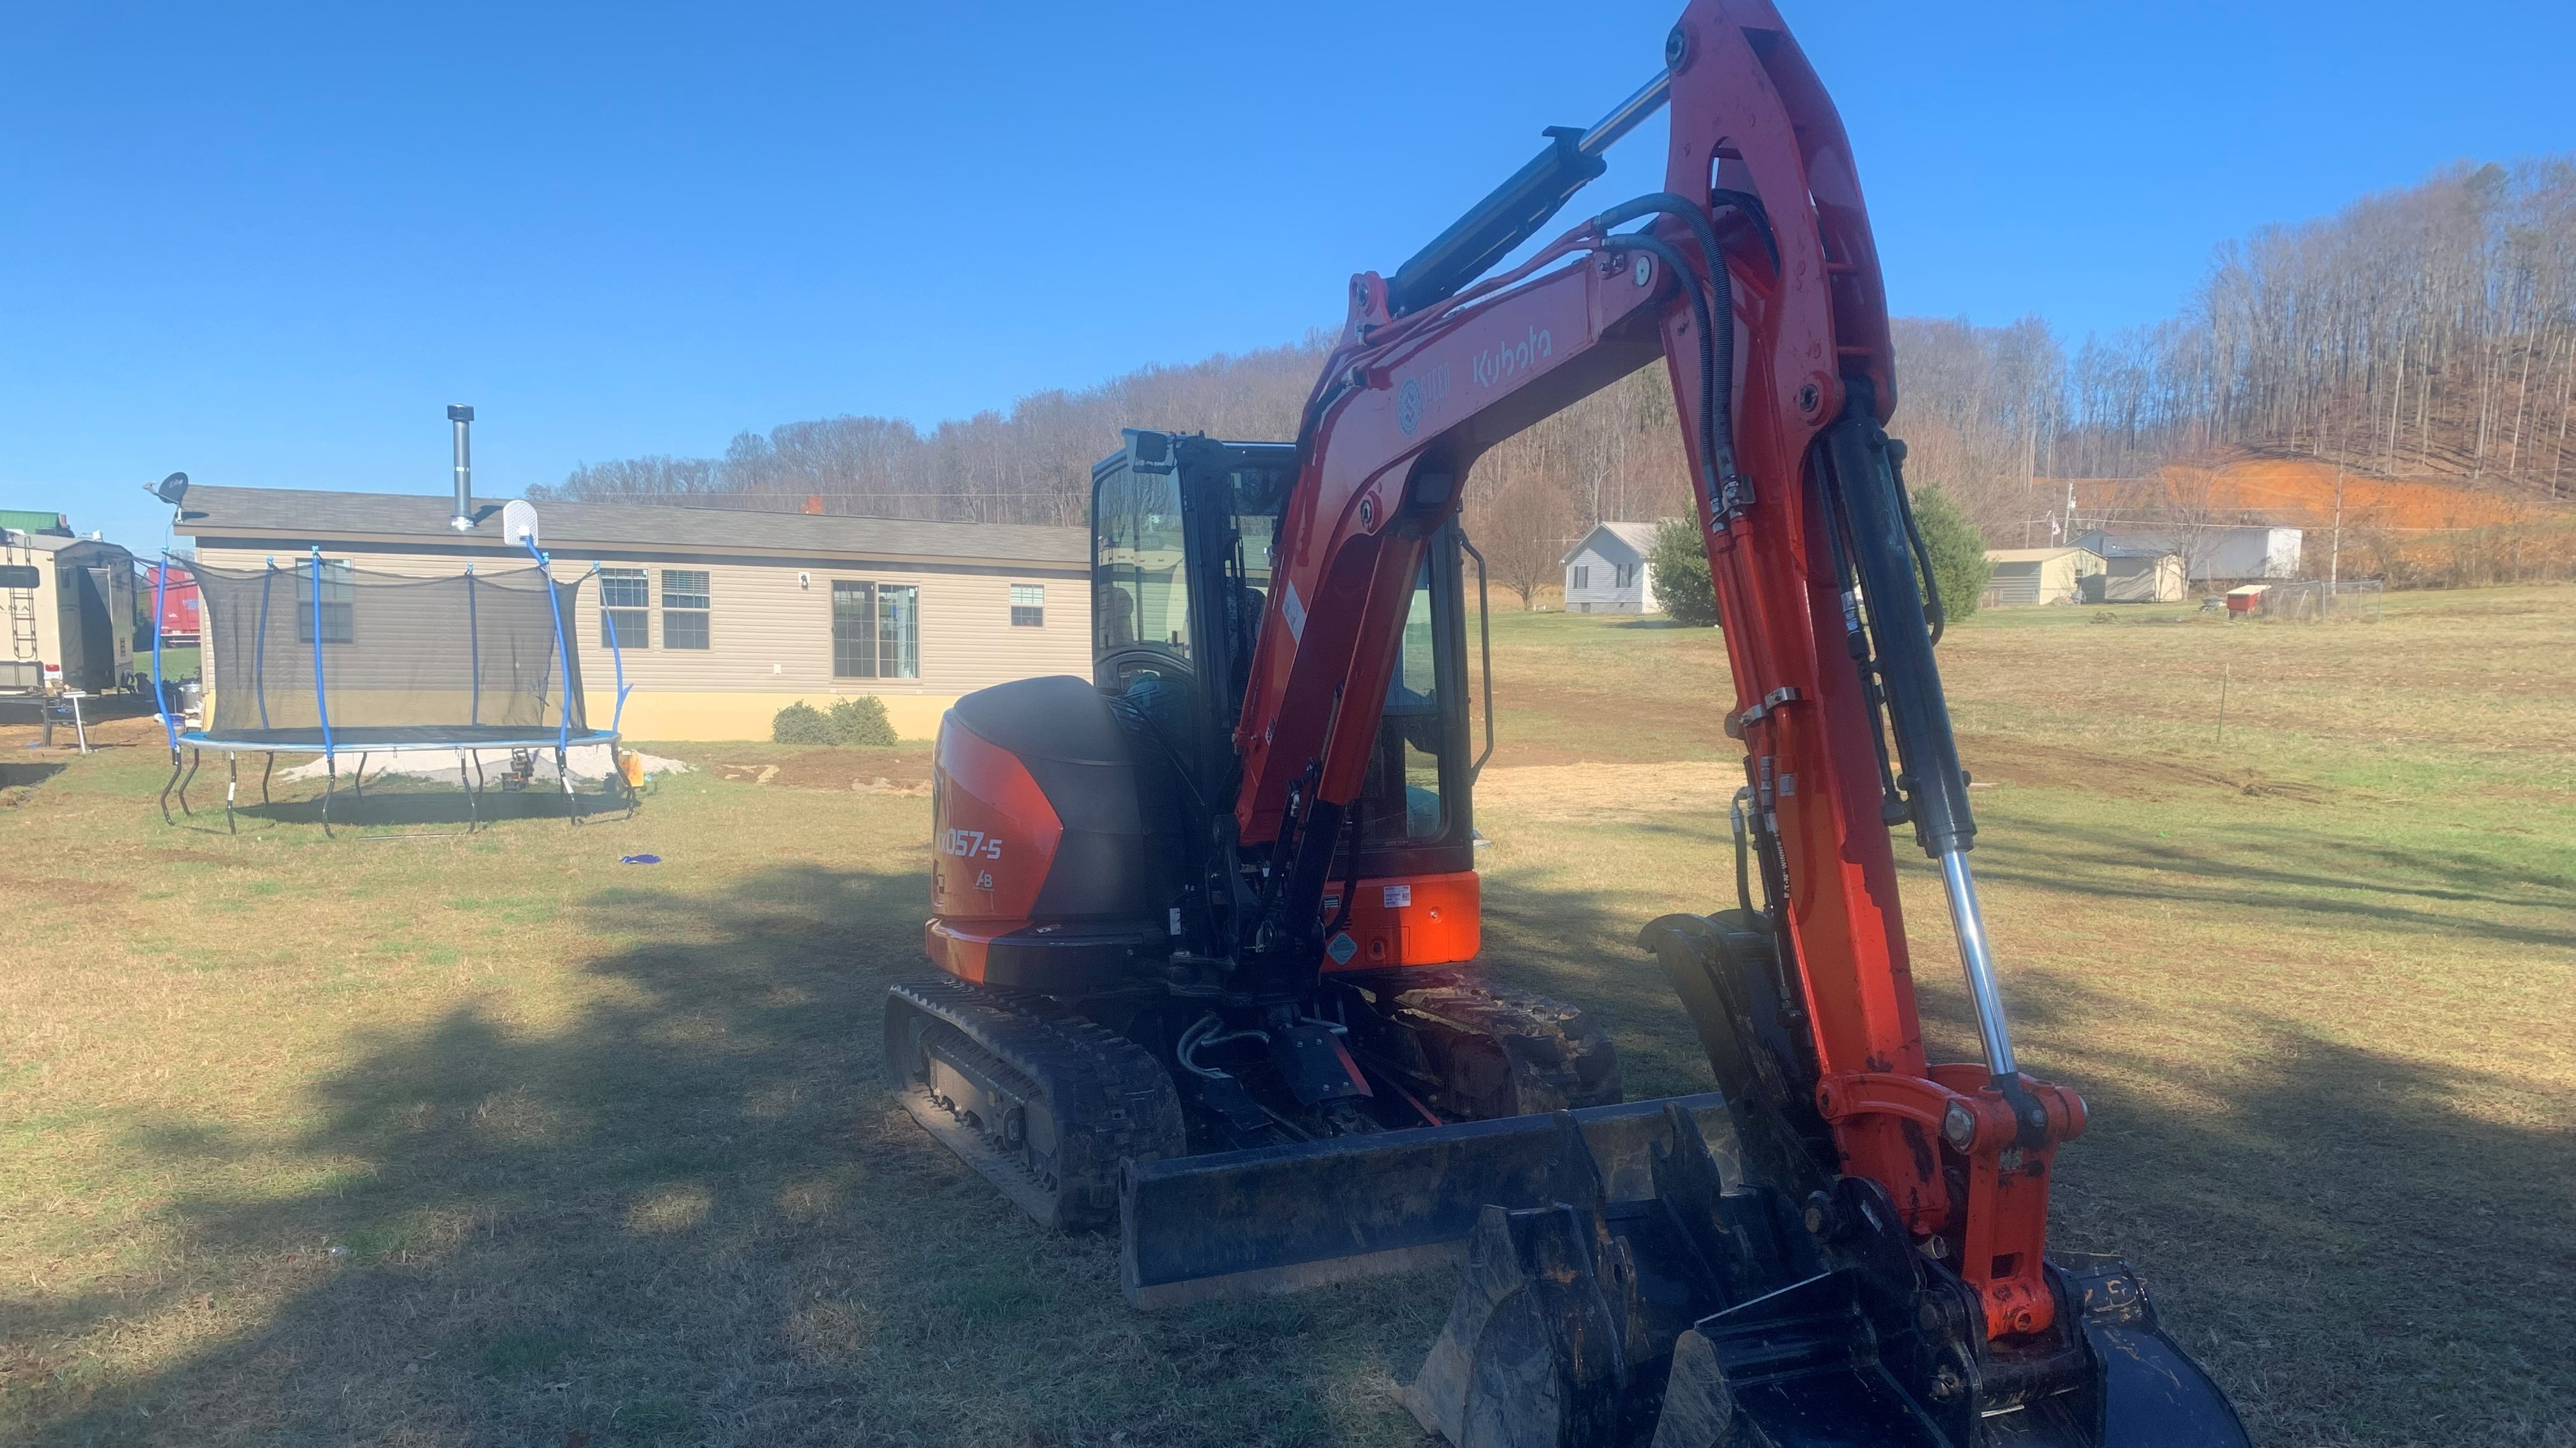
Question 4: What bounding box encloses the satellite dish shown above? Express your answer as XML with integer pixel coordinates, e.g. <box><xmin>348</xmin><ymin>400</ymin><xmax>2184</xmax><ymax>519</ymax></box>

<box><xmin>150</xmin><ymin>472</ymin><xmax>190</xmax><ymax>505</ymax></box>
<box><xmin>502</xmin><ymin>499</ymin><xmax>539</xmax><ymax>547</ymax></box>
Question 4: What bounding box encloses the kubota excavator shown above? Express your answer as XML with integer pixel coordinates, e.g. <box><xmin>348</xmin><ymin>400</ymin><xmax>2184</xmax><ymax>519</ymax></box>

<box><xmin>887</xmin><ymin>2</ymin><xmax>2247</xmax><ymax>1442</ymax></box>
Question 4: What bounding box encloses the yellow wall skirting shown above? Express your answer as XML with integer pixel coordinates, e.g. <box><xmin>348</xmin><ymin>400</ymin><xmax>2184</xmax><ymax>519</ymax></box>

<box><xmin>593</xmin><ymin>690</ymin><xmax>956</xmax><ymax>743</ymax></box>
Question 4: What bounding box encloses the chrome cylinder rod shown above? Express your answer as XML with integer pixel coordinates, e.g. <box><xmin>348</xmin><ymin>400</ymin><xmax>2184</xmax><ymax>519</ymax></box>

<box><xmin>1936</xmin><ymin>849</ymin><xmax>2019</xmax><ymax>1080</ymax></box>
<box><xmin>1577</xmin><ymin>72</ymin><xmax>1672</xmax><ymax>158</ymax></box>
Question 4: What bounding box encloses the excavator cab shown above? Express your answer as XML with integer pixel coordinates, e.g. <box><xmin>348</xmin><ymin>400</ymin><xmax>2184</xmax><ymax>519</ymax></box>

<box><xmin>1090</xmin><ymin>428</ymin><xmax>1479</xmax><ymax>942</ymax></box>
<box><xmin>895</xmin><ymin>426</ymin><xmax>1623</xmax><ymax>1260</ymax></box>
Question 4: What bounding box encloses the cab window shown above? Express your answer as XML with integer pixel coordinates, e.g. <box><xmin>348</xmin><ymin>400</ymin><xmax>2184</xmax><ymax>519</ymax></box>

<box><xmin>1094</xmin><ymin>463</ymin><xmax>1190</xmax><ymax>661</ymax></box>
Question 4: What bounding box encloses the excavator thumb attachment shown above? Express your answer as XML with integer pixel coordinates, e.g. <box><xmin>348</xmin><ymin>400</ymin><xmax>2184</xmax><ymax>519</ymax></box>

<box><xmin>1118</xmin><ymin>1095</ymin><xmax>1737</xmax><ymax>1309</ymax></box>
<box><xmin>1402</xmin><ymin>1103</ymin><xmax>2249</xmax><ymax>1448</ymax></box>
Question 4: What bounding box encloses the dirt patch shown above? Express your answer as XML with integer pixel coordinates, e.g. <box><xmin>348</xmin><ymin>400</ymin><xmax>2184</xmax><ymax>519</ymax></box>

<box><xmin>1487</xmin><ymin>679</ymin><xmax>1730</xmax><ymax>767</ymax></box>
<box><xmin>1955</xmin><ymin>736</ymin><xmax>2329</xmax><ymax>803</ymax></box>
<box><xmin>704</xmin><ymin>746</ymin><xmax>935</xmax><ymax>794</ymax></box>
<box><xmin>1477</xmin><ymin>762</ymin><xmax>1737</xmax><ymax>824</ymax></box>
<box><xmin>0</xmin><ymin>871</ymin><xmax>130</xmax><ymax>906</ymax></box>
<box><xmin>1477</xmin><ymin>741</ymin><xmax>2329</xmax><ymax>819</ymax></box>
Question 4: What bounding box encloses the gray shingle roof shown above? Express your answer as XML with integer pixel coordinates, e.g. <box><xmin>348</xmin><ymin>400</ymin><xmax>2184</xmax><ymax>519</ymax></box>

<box><xmin>175</xmin><ymin>486</ymin><xmax>1087</xmax><ymax>566</ymax></box>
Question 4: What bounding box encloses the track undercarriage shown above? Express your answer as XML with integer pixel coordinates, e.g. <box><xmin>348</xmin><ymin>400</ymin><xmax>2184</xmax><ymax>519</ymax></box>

<box><xmin>885</xmin><ymin>970</ymin><xmax>1625</xmax><ymax>1233</ymax></box>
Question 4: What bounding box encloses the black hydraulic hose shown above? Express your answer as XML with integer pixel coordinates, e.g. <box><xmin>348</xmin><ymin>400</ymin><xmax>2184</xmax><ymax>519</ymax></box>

<box><xmin>1886</xmin><ymin>440</ymin><xmax>1946</xmax><ymax>646</ymax></box>
<box><xmin>1601</xmin><ymin>229</ymin><xmax>1722</xmax><ymax>515</ymax></box>
<box><xmin>1590</xmin><ymin>193</ymin><xmax>1751</xmax><ymax>511</ymax></box>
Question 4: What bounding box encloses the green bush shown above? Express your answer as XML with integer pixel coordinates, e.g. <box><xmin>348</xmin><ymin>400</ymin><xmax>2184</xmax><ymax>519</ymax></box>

<box><xmin>1650</xmin><ymin>517</ymin><xmax>1720</xmax><ymax>626</ymax></box>
<box><xmin>1909</xmin><ymin>486</ymin><xmax>1991</xmax><ymax>628</ymax></box>
<box><xmin>772</xmin><ymin>701</ymin><xmax>835</xmax><ymax>744</ymax></box>
<box><xmin>828</xmin><ymin>695</ymin><xmax>898</xmax><ymax>747</ymax></box>
<box><xmin>772</xmin><ymin>696</ymin><xmax>901</xmax><ymax>746</ymax></box>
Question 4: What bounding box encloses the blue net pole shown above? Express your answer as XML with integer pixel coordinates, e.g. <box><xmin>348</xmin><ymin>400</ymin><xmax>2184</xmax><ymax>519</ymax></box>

<box><xmin>594</xmin><ymin>564</ymin><xmax>631</xmax><ymax>735</ymax></box>
<box><xmin>151</xmin><ymin>556</ymin><xmax>175</xmax><ymax>748</ymax></box>
<box><xmin>527</xmin><ymin>539</ymin><xmax>575</xmax><ymax>755</ymax></box>
<box><xmin>254</xmin><ymin>560</ymin><xmax>275</xmax><ymax>729</ymax></box>
<box><xmin>466</xmin><ymin>562</ymin><xmax>481</xmax><ymax>726</ymax></box>
<box><xmin>309</xmin><ymin>548</ymin><xmax>334</xmax><ymax>760</ymax></box>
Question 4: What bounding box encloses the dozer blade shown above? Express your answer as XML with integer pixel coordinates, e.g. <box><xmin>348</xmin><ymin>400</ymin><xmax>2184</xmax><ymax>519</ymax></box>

<box><xmin>1119</xmin><ymin>1093</ymin><xmax>1735</xmax><ymax>1309</ymax></box>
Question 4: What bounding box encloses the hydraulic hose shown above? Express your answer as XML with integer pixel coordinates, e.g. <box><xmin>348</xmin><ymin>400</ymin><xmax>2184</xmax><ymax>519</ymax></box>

<box><xmin>1589</xmin><ymin>193</ymin><xmax>1749</xmax><ymax>514</ymax></box>
<box><xmin>1600</xmin><ymin>229</ymin><xmax>1722</xmax><ymax>514</ymax></box>
<box><xmin>1886</xmin><ymin>440</ymin><xmax>1946</xmax><ymax>645</ymax></box>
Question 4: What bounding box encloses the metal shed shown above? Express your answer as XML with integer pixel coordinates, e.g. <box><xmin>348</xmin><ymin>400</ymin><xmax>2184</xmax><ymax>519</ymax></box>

<box><xmin>1980</xmin><ymin>546</ymin><xmax>2104</xmax><ymax>606</ymax></box>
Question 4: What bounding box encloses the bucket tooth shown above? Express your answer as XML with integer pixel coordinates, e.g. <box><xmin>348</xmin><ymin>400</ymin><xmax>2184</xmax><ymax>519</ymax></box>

<box><xmin>2054</xmin><ymin>1256</ymin><xmax>2251</xmax><ymax>1447</ymax></box>
<box><xmin>1402</xmin><ymin>1194</ymin><xmax>1635</xmax><ymax>1448</ymax></box>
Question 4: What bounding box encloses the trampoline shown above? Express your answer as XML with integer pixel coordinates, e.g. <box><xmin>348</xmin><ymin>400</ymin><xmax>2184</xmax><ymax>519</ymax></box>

<box><xmin>157</xmin><ymin>537</ymin><xmax>637</xmax><ymax>836</ymax></box>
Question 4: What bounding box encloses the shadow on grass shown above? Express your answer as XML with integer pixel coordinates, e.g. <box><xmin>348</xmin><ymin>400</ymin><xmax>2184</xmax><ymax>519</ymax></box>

<box><xmin>1471</xmin><ymin>847</ymin><xmax>2573</xmax><ymax>1445</ymax></box>
<box><xmin>16</xmin><ymin>863</ymin><xmax>1436</xmax><ymax>1448</ymax></box>
<box><xmin>2021</xmin><ymin>973</ymin><xmax>2576</xmax><ymax>1448</ymax></box>
<box><xmin>1973</xmin><ymin>814</ymin><xmax>2576</xmax><ymax>952</ymax></box>
<box><xmin>160</xmin><ymin>769</ymin><xmax>632</xmax><ymax>836</ymax></box>
<box><xmin>19</xmin><ymin>833</ymin><xmax>2569</xmax><ymax>1446</ymax></box>
<box><xmin>0</xmin><ymin>760</ymin><xmax>70</xmax><ymax>790</ymax></box>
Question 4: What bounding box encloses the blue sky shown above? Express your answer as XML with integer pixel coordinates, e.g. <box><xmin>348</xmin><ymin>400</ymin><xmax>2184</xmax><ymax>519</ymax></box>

<box><xmin>6</xmin><ymin>0</ymin><xmax>2571</xmax><ymax>555</ymax></box>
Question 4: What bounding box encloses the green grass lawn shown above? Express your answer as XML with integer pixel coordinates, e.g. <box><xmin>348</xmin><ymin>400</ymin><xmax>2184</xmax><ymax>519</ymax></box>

<box><xmin>3</xmin><ymin>586</ymin><xmax>2571</xmax><ymax>1446</ymax></box>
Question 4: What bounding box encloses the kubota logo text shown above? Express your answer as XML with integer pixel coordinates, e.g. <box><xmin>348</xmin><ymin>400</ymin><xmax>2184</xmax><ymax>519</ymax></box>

<box><xmin>1473</xmin><ymin>327</ymin><xmax>1554</xmax><ymax>389</ymax></box>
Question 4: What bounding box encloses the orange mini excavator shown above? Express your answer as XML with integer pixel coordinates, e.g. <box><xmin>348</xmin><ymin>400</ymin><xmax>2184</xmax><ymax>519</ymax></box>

<box><xmin>887</xmin><ymin>3</ymin><xmax>2248</xmax><ymax>1442</ymax></box>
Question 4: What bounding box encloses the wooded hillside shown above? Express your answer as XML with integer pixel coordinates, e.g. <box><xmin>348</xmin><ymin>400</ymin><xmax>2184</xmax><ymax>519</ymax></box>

<box><xmin>539</xmin><ymin>157</ymin><xmax>2575</xmax><ymax>590</ymax></box>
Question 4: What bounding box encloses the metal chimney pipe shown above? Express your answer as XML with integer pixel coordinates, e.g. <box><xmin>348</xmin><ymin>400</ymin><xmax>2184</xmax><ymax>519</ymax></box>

<box><xmin>447</xmin><ymin>404</ymin><xmax>476</xmax><ymax>532</ymax></box>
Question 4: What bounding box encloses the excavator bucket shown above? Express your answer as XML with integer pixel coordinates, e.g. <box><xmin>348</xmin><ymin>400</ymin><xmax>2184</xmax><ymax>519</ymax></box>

<box><xmin>1399</xmin><ymin>1104</ymin><xmax>2250</xmax><ymax>1448</ymax></box>
<box><xmin>1118</xmin><ymin>1094</ymin><xmax>1737</xmax><ymax>1309</ymax></box>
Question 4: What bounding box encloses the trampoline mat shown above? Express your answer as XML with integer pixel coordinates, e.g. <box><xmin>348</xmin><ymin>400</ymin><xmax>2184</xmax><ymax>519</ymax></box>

<box><xmin>180</xmin><ymin>726</ymin><xmax>621</xmax><ymax>753</ymax></box>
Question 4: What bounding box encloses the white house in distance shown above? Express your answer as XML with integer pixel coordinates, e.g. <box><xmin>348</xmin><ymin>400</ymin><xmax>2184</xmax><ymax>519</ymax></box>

<box><xmin>1561</xmin><ymin>521</ymin><xmax>1661</xmax><ymax>613</ymax></box>
<box><xmin>2076</xmin><ymin>527</ymin><xmax>2302</xmax><ymax>585</ymax></box>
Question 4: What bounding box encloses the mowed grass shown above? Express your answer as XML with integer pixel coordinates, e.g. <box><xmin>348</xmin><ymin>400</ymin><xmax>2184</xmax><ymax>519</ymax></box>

<box><xmin>1</xmin><ymin>586</ymin><xmax>2570</xmax><ymax>1447</ymax></box>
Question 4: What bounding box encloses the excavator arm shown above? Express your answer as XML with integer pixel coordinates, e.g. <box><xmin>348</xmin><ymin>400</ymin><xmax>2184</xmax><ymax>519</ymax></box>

<box><xmin>1232</xmin><ymin>0</ymin><xmax>2065</xmax><ymax>1341</ymax></box>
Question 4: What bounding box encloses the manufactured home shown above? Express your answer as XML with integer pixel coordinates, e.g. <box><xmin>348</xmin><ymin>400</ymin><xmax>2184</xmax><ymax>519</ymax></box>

<box><xmin>175</xmin><ymin>487</ymin><xmax>1089</xmax><ymax>741</ymax></box>
<box><xmin>2076</xmin><ymin>527</ymin><xmax>2302</xmax><ymax>585</ymax></box>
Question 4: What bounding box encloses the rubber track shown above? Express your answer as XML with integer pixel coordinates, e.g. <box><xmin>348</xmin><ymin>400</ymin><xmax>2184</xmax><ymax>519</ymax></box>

<box><xmin>888</xmin><ymin>977</ymin><xmax>1186</xmax><ymax>1232</ymax></box>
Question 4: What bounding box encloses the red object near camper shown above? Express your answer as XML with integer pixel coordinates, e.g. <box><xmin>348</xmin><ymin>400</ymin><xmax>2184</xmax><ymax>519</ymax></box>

<box><xmin>148</xmin><ymin>563</ymin><xmax>201</xmax><ymax>646</ymax></box>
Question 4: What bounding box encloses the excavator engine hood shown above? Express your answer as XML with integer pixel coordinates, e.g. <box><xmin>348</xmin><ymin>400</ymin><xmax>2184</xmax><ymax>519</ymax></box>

<box><xmin>926</xmin><ymin>674</ymin><xmax>1175</xmax><ymax>989</ymax></box>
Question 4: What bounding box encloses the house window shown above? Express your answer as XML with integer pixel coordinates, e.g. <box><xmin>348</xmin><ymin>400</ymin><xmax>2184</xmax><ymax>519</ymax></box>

<box><xmin>662</xmin><ymin>569</ymin><xmax>711</xmax><ymax>650</ymax></box>
<box><xmin>295</xmin><ymin>558</ymin><xmax>353</xmax><ymax>644</ymax></box>
<box><xmin>1570</xmin><ymin>565</ymin><xmax>1590</xmax><ymax>590</ymax></box>
<box><xmin>600</xmin><ymin>567</ymin><xmax>649</xmax><ymax>648</ymax></box>
<box><xmin>833</xmin><ymin>581</ymin><xmax>920</xmax><ymax>679</ymax></box>
<box><xmin>1615</xmin><ymin>563</ymin><xmax>1637</xmax><ymax>589</ymax></box>
<box><xmin>1010</xmin><ymin>583</ymin><xmax>1044</xmax><ymax>628</ymax></box>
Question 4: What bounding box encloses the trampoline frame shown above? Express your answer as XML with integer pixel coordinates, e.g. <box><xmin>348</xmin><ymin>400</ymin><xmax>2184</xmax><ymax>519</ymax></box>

<box><xmin>155</xmin><ymin>539</ymin><xmax>640</xmax><ymax>839</ymax></box>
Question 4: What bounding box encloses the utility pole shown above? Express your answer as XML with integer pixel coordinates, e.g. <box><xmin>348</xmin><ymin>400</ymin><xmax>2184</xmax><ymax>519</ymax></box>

<box><xmin>2328</xmin><ymin>463</ymin><xmax>2345</xmax><ymax>603</ymax></box>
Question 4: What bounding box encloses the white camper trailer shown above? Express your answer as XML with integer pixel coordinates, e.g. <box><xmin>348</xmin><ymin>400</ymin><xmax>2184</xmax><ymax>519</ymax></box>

<box><xmin>2</xmin><ymin>527</ymin><xmax>139</xmax><ymax>695</ymax></box>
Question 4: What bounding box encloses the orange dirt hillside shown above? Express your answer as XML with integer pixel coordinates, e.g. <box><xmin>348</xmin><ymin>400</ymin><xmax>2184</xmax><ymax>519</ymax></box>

<box><xmin>2056</xmin><ymin>455</ymin><xmax>2576</xmax><ymax>585</ymax></box>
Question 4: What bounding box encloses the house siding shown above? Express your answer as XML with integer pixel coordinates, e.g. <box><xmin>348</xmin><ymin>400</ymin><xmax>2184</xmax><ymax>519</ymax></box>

<box><xmin>1560</xmin><ymin>523</ymin><xmax>1661</xmax><ymax>614</ymax></box>
<box><xmin>189</xmin><ymin>542</ymin><xmax>1089</xmax><ymax>741</ymax></box>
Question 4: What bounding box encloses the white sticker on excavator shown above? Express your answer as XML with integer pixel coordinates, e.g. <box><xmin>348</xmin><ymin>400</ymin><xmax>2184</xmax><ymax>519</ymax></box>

<box><xmin>1280</xmin><ymin>581</ymin><xmax>1307</xmax><ymax>641</ymax></box>
<box><xmin>1382</xmin><ymin>884</ymin><xmax>1412</xmax><ymax>908</ymax></box>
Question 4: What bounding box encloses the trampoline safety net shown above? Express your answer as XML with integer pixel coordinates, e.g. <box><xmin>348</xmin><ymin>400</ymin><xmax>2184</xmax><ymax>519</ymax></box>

<box><xmin>194</xmin><ymin>558</ymin><xmax>592</xmax><ymax>746</ymax></box>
